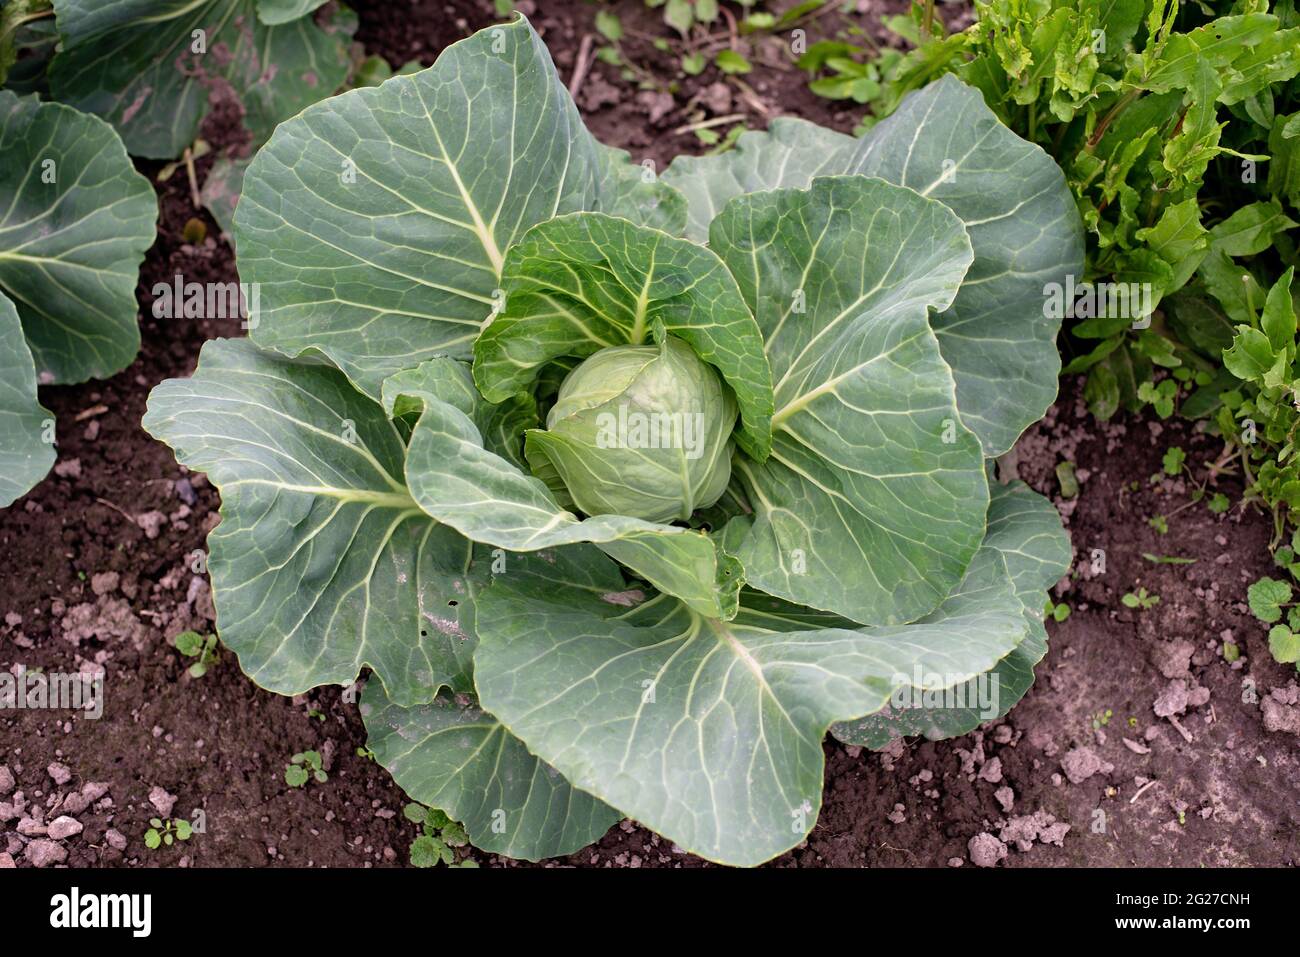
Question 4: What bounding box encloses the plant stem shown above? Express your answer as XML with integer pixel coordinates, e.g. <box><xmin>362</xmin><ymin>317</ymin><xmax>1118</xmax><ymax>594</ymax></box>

<box><xmin>1087</xmin><ymin>89</ymin><xmax>1140</xmax><ymax>151</ymax></box>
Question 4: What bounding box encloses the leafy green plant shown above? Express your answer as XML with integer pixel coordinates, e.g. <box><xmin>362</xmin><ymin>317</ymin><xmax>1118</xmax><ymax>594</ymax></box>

<box><xmin>404</xmin><ymin>803</ymin><xmax>477</xmax><ymax>868</ymax></box>
<box><xmin>284</xmin><ymin>750</ymin><xmax>327</xmax><ymax>787</ymax></box>
<box><xmin>41</xmin><ymin>0</ymin><xmax>355</xmax><ymax>159</ymax></box>
<box><xmin>1248</xmin><ymin>569</ymin><xmax>1300</xmax><ymax>666</ymax></box>
<box><xmin>144</xmin><ymin>817</ymin><xmax>192</xmax><ymax>849</ymax></box>
<box><xmin>145</xmin><ymin>15</ymin><xmax>1075</xmax><ymax>867</ymax></box>
<box><xmin>1122</xmin><ymin>587</ymin><xmax>1161</xmax><ymax>610</ymax></box>
<box><xmin>0</xmin><ymin>91</ymin><xmax>157</xmax><ymax>508</ymax></box>
<box><xmin>174</xmin><ymin>630</ymin><xmax>219</xmax><ymax>678</ymax></box>
<box><xmin>1249</xmin><ymin>574</ymin><xmax>1295</xmax><ymax>623</ymax></box>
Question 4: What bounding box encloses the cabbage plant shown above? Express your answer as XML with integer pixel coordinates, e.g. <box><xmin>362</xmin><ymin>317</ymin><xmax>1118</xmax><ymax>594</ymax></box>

<box><xmin>145</xmin><ymin>16</ymin><xmax>1078</xmax><ymax>866</ymax></box>
<box><xmin>45</xmin><ymin>0</ymin><xmax>355</xmax><ymax>159</ymax></box>
<box><xmin>0</xmin><ymin>91</ymin><xmax>157</xmax><ymax>506</ymax></box>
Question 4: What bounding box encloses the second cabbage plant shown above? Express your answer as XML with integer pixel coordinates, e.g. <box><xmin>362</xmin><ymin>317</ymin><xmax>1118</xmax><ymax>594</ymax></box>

<box><xmin>145</xmin><ymin>15</ymin><xmax>1078</xmax><ymax>866</ymax></box>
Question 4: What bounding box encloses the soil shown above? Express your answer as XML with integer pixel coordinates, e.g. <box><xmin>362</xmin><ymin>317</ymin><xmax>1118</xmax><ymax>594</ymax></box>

<box><xmin>2</xmin><ymin>0</ymin><xmax>1297</xmax><ymax>871</ymax></box>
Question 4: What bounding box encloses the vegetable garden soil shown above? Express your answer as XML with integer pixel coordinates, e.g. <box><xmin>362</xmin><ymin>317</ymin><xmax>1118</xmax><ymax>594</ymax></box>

<box><xmin>2</xmin><ymin>0</ymin><xmax>1297</xmax><ymax>870</ymax></box>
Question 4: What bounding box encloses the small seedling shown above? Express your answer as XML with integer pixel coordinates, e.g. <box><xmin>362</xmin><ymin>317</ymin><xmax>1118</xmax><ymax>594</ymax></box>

<box><xmin>144</xmin><ymin>817</ymin><xmax>192</xmax><ymax>849</ymax></box>
<box><xmin>1121</xmin><ymin>587</ymin><xmax>1160</xmax><ymax>610</ymax></box>
<box><xmin>306</xmin><ymin>707</ymin><xmax>326</xmax><ymax>722</ymax></box>
<box><xmin>1137</xmin><ymin>379</ymin><xmax>1178</xmax><ymax>419</ymax></box>
<box><xmin>1161</xmin><ymin>445</ymin><xmax>1186</xmax><ymax>476</ymax></box>
<box><xmin>404</xmin><ymin>803</ymin><xmax>477</xmax><ymax>868</ymax></box>
<box><xmin>355</xmin><ymin>746</ymin><xmax>376</xmax><ymax>761</ymax></box>
<box><xmin>285</xmin><ymin>750</ymin><xmax>327</xmax><ymax>787</ymax></box>
<box><xmin>1044</xmin><ymin>599</ymin><xmax>1070</xmax><ymax>622</ymax></box>
<box><xmin>1147</xmin><ymin>515</ymin><xmax>1169</xmax><ymax>534</ymax></box>
<box><xmin>1091</xmin><ymin>708</ymin><xmax>1113</xmax><ymax>730</ymax></box>
<box><xmin>1055</xmin><ymin>461</ymin><xmax>1079</xmax><ymax>499</ymax></box>
<box><xmin>174</xmin><ymin>630</ymin><xmax>219</xmax><ymax>678</ymax></box>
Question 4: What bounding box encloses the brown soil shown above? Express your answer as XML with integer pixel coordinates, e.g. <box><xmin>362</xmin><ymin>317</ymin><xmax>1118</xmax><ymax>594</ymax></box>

<box><xmin>2</xmin><ymin>0</ymin><xmax>1297</xmax><ymax>870</ymax></box>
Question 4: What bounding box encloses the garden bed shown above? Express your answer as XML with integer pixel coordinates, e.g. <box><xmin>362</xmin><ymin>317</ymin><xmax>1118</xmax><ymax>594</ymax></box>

<box><xmin>1</xmin><ymin>0</ymin><xmax>1297</xmax><ymax>870</ymax></box>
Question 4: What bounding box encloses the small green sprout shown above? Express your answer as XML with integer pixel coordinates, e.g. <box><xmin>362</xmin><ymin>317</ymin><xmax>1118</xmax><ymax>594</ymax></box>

<box><xmin>285</xmin><ymin>750</ymin><xmax>327</xmax><ymax>787</ymax></box>
<box><xmin>1121</xmin><ymin>587</ymin><xmax>1160</xmax><ymax>610</ymax></box>
<box><xmin>1147</xmin><ymin>515</ymin><xmax>1169</xmax><ymax>534</ymax></box>
<box><xmin>174</xmin><ymin>630</ymin><xmax>219</xmax><ymax>678</ymax></box>
<box><xmin>144</xmin><ymin>817</ymin><xmax>192</xmax><ymax>849</ymax></box>
<box><xmin>1055</xmin><ymin>461</ymin><xmax>1079</xmax><ymax>499</ymax></box>
<box><xmin>1044</xmin><ymin>599</ymin><xmax>1070</xmax><ymax>622</ymax></box>
<box><xmin>714</xmin><ymin>50</ymin><xmax>752</xmax><ymax>75</ymax></box>
<box><xmin>1137</xmin><ymin>379</ymin><xmax>1177</xmax><ymax>418</ymax></box>
<box><xmin>680</xmin><ymin>52</ymin><xmax>706</xmax><ymax>75</ymax></box>
<box><xmin>1161</xmin><ymin>446</ymin><xmax>1185</xmax><ymax>476</ymax></box>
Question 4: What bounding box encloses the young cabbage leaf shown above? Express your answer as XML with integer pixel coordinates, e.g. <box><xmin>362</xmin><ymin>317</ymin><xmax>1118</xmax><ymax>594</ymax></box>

<box><xmin>473</xmin><ymin>212</ymin><xmax>773</xmax><ymax>461</ymax></box>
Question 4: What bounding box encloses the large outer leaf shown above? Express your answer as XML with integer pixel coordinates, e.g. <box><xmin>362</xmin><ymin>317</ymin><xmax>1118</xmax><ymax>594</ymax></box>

<box><xmin>833</xmin><ymin>479</ymin><xmax>1071</xmax><ymax>746</ymax></box>
<box><xmin>235</xmin><ymin>15</ymin><xmax>681</xmax><ymax>398</ymax></box>
<box><xmin>0</xmin><ymin>289</ymin><xmax>54</xmax><ymax>507</ymax></box>
<box><xmin>661</xmin><ymin>117</ymin><xmax>855</xmax><ymax>243</ymax></box>
<box><xmin>402</xmin><ymin>381</ymin><xmax>743</xmax><ymax>620</ymax></box>
<box><xmin>143</xmin><ymin>338</ymin><xmax>479</xmax><ymax>706</ymax></box>
<box><xmin>473</xmin><ymin>538</ymin><xmax>1028</xmax><ymax>867</ymax></box>
<box><xmin>844</xmin><ymin>75</ymin><xmax>1084</xmax><ymax>454</ymax></box>
<box><xmin>474</xmin><ymin>212</ymin><xmax>773</xmax><ymax>459</ymax></box>
<box><xmin>0</xmin><ymin>91</ymin><xmax>156</xmax><ymax>384</ymax></box>
<box><xmin>48</xmin><ymin>0</ymin><xmax>354</xmax><ymax>159</ymax></box>
<box><xmin>710</xmin><ymin>176</ymin><xmax>988</xmax><ymax>626</ymax></box>
<box><xmin>363</xmin><ymin>685</ymin><xmax>621</xmax><ymax>861</ymax></box>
